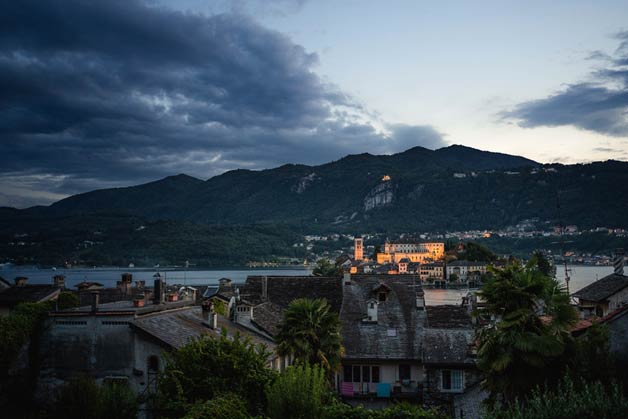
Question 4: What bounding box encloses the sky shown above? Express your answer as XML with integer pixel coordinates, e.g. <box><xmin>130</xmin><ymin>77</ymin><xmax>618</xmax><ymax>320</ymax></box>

<box><xmin>2</xmin><ymin>0</ymin><xmax>628</xmax><ymax>207</ymax></box>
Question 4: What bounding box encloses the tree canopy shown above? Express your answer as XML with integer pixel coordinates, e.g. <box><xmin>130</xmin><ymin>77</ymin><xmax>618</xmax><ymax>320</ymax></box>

<box><xmin>475</xmin><ymin>261</ymin><xmax>577</xmax><ymax>405</ymax></box>
<box><xmin>276</xmin><ymin>298</ymin><xmax>343</xmax><ymax>373</ymax></box>
<box><xmin>158</xmin><ymin>332</ymin><xmax>276</xmax><ymax>417</ymax></box>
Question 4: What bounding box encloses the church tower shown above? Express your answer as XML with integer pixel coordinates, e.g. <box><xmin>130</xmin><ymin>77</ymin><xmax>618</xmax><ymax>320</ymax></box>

<box><xmin>354</xmin><ymin>237</ymin><xmax>364</xmax><ymax>261</ymax></box>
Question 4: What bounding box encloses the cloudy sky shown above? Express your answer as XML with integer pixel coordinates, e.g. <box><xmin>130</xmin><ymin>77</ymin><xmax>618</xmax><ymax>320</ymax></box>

<box><xmin>2</xmin><ymin>0</ymin><xmax>628</xmax><ymax>207</ymax></box>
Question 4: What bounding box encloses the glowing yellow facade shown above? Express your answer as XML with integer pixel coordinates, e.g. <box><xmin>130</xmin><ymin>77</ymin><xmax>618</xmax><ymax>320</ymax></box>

<box><xmin>376</xmin><ymin>242</ymin><xmax>445</xmax><ymax>264</ymax></box>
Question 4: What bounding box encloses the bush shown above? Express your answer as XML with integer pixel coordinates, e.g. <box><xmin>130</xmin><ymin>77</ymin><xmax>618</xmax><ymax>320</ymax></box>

<box><xmin>158</xmin><ymin>332</ymin><xmax>276</xmax><ymax>417</ymax></box>
<box><xmin>266</xmin><ymin>364</ymin><xmax>330</xmax><ymax>419</ymax></box>
<box><xmin>56</xmin><ymin>292</ymin><xmax>80</xmax><ymax>310</ymax></box>
<box><xmin>321</xmin><ymin>401</ymin><xmax>446</xmax><ymax>419</ymax></box>
<box><xmin>182</xmin><ymin>393</ymin><xmax>249</xmax><ymax>419</ymax></box>
<box><xmin>484</xmin><ymin>376</ymin><xmax>628</xmax><ymax>419</ymax></box>
<box><xmin>48</xmin><ymin>375</ymin><xmax>137</xmax><ymax>419</ymax></box>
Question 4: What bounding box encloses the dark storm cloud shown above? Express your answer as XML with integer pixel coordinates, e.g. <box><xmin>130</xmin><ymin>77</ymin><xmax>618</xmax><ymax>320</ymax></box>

<box><xmin>0</xmin><ymin>0</ymin><xmax>445</xmax><ymax>206</ymax></box>
<box><xmin>502</xmin><ymin>32</ymin><xmax>628</xmax><ymax>137</ymax></box>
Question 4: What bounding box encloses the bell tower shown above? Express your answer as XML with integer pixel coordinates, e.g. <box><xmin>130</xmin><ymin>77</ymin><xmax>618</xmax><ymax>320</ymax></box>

<box><xmin>354</xmin><ymin>237</ymin><xmax>364</xmax><ymax>261</ymax></box>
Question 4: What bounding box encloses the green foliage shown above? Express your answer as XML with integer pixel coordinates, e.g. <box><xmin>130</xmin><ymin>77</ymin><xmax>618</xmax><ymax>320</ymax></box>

<box><xmin>181</xmin><ymin>393</ymin><xmax>249</xmax><ymax>419</ymax></box>
<box><xmin>448</xmin><ymin>273</ymin><xmax>459</xmax><ymax>282</ymax></box>
<box><xmin>572</xmin><ymin>322</ymin><xmax>614</xmax><ymax>382</ymax></box>
<box><xmin>484</xmin><ymin>376</ymin><xmax>628</xmax><ymax>419</ymax></box>
<box><xmin>266</xmin><ymin>364</ymin><xmax>330</xmax><ymax>419</ymax></box>
<box><xmin>56</xmin><ymin>292</ymin><xmax>80</xmax><ymax>310</ymax></box>
<box><xmin>158</xmin><ymin>332</ymin><xmax>276</xmax><ymax>417</ymax></box>
<box><xmin>476</xmin><ymin>262</ymin><xmax>577</xmax><ymax>405</ymax></box>
<box><xmin>530</xmin><ymin>251</ymin><xmax>552</xmax><ymax>276</ymax></box>
<box><xmin>313</xmin><ymin>259</ymin><xmax>339</xmax><ymax>276</ymax></box>
<box><xmin>456</xmin><ymin>242</ymin><xmax>498</xmax><ymax>262</ymax></box>
<box><xmin>321</xmin><ymin>401</ymin><xmax>446</xmax><ymax>419</ymax></box>
<box><xmin>0</xmin><ymin>301</ymin><xmax>53</xmax><ymax>377</ymax></box>
<box><xmin>277</xmin><ymin>298</ymin><xmax>344</xmax><ymax>373</ymax></box>
<box><xmin>48</xmin><ymin>375</ymin><xmax>137</xmax><ymax>419</ymax></box>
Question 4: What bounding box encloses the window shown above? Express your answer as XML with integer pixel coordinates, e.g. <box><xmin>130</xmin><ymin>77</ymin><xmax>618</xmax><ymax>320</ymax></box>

<box><xmin>372</xmin><ymin>366</ymin><xmax>380</xmax><ymax>383</ymax></box>
<box><xmin>352</xmin><ymin>365</ymin><xmax>361</xmax><ymax>383</ymax></box>
<box><xmin>147</xmin><ymin>355</ymin><xmax>160</xmax><ymax>373</ymax></box>
<box><xmin>343</xmin><ymin>365</ymin><xmax>352</xmax><ymax>382</ymax></box>
<box><xmin>343</xmin><ymin>365</ymin><xmax>380</xmax><ymax>383</ymax></box>
<box><xmin>441</xmin><ymin>369</ymin><xmax>464</xmax><ymax>392</ymax></box>
<box><xmin>378</xmin><ymin>292</ymin><xmax>387</xmax><ymax>302</ymax></box>
<box><xmin>362</xmin><ymin>366</ymin><xmax>370</xmax><ymax>383</ymax></box>
<box><xmin>399</xmin><ymin>364</ymin><xmax>411</xmax><ymax>381</ymax></box>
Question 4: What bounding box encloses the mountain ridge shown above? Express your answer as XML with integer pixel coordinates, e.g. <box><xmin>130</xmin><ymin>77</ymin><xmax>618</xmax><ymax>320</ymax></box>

<box><xmin>4</xmin><ymin>145</ymin><xmax>628</xmax><ymax>233</ymax></box>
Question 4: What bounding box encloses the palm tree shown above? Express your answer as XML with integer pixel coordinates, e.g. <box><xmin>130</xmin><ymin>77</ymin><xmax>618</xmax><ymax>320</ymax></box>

<box><xmin>476</xmin><ymin>261</ymin><xmax>577</xmax><ymax>405</ymax></box>
<box><xmin>276</xmin><ymin>298</ymin><xmax>344</xmax><ymax>373</ymax></box>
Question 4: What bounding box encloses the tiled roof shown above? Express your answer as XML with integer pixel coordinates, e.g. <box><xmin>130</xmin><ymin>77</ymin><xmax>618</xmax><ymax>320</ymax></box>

<box><xmin>422</xmin><ymin>328</ymin><xmax>475</xmax><ymax>366</ymax></box>
<box><xmin>237</xmin><ymin>276</ymin><xmax>342</xmax><ymax>311</ymax></box>
<box><xmin>571</xmin><ymin>304</ymin><xmax>628</xmax><ymax>335</ymax></box>
<box><xmin>447</xmin><ymin>260</ymin><xmax>488</xmax><ymax>267</ymax></box>
<box><xmin>0</xmin><ymin>285</ymin><xmax>60</xmax><ymax>307</ymax></box>
<box><xmin>341</xmin><ymin>275</ymin><xmax>425</xmax><ymax>360</ymax></box>
<box><xmin>251</xmin><ymin>301</ymin><xmax>284</xmax><ymax>336</ymax></box>
<box><xmin>131</xmin><ymin>307</ymin><xmax>276</xmax><ymax>351</ymax></box>
<box><xmin>426</xmin><ymin>305</ymin><xmax>473</xmax><ymax>329</ymax></box>
<box><xmin>572</xmin><ymin>274</ymin><xmax>628</xmax><ymax>302</ymax></box>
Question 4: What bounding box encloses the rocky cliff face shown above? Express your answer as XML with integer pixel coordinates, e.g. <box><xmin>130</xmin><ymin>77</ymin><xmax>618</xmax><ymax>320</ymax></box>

<box><xmin>364</xmin><ymin>180</ymin><xmax>394</xmax><ymax>211</ymax></box>
<box><xmin>292</xmin><ymin>173</ymin><xmax>319</xmax><ymax>194</ymax></box>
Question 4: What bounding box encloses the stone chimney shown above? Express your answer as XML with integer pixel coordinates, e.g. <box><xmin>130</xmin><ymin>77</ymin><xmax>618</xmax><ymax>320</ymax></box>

<box><xmin>415</xmin><ymin>290</ymin><xmax>425</xmax><ymax>310</ymax></box>
<box><xmin>210</xmin><ymin>312</ymin><xmax>218</xmax><ymax>329</ymax></box>
<box><xmin>14</xmin><ymin>276</ymin><xmax>27</xmax><ymax>287</ymax></box>
<box><xmin>90</xmin><ymin>291</ymin><xmax>99</xmax><ymax>312</ymax></box>
<box><xmin>53</xmin><ymin>275</ymin><xmax>65</xmax><ymax>289</ymax></box>
<box><xmin>614</xmin><ymin>249</ymin><xmax>625</xmax><ymax>276</ymax></box>
<box><xmin>153</xmin><ymin>275</ymin><xmax>165</xmax><ymax>305</ymax></box>
<box><xmin>201</xmin><ymin>299</ymin><xmax>213</xmax><ymax>321</ymax></box>
<box><xmin>343</xmin><ymin>271</ymin><xmax>351</xmax><ymax>285</ymax></box>
<box><xmin>261</xmin><ymin>276</ymin><xmax>268</xmax><ymax>302</ymax></box>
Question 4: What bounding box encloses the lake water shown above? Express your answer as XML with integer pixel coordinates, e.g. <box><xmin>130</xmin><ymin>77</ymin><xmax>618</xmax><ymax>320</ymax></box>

<box><xmin>0</xmin><ymin>264</ymin><xmax>613</xmax><ymax>306</ymax></box>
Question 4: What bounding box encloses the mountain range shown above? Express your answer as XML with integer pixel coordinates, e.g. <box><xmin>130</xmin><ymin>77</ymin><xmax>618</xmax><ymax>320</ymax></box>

<box><xmin>6</xmin><ymin>145</ymin><xmax>628</xmax><ymax>231</ymax></box>
<box><xmin>2</xmin><ymin>145</ymin><xmax>628</xmax><ymax>266</ymax></box>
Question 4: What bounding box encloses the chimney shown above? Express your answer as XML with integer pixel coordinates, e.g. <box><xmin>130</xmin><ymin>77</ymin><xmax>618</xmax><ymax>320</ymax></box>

<box><xmin>153</xmin><ymin>276</ymin><xmax>165</xmax><ymax>305</ymax></box>
<box><xmin>415</xmin><ymin>290</ymin><xmax>425</xmax><ymax>310</ymax></box>
<box><xmin>210</xmin><ymin>312</ymin><xmax>218</xmax><ymax>329</ymax></box>
<box><xmin>53</xmin><ymin>275</ymin><xmax>65</xmax><ymax>289</ymax></box>
<box><xmin>343</xmin><ymin>271</ymin><xmax>351</xmax><ymax>285</ymax></box>
<box><xmin>201</xmin><ymin>299</ymin><xmax>213</xmax><ymax>321</ymax></box>
<box><xmin>90</xmin><ymin>291</ymin><xmax>99</xmax><ymax>312</ymax></box>
<box><xmin>135</xmin><ymin>280</ymin><xmax>145</xmax><ymax>290</ymax></box>
<box><xmin>14</xmin><ymin>276</ymin><xmax>28</xmax><ymax>287</ymax></box>
<box><xmin>262</xmin><ymin>276</ymin><xmax>268</xmax><ymax>302</ymax></box>
<box><xmin>219</xmin><ymin>278</ymin><xmax>232</xmax><ymax>288</ymax></box>
<box><xmin>614</xmin><ymin>249</ymin><xmax>625</xmax><ymax>276</ymax></box>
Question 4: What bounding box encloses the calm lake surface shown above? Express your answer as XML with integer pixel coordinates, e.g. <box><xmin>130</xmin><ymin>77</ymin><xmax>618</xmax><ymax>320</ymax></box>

<box><xmin>1</xmin><ymin>264</ymin><xmax>613</xmax><ymax>306</ymax></box>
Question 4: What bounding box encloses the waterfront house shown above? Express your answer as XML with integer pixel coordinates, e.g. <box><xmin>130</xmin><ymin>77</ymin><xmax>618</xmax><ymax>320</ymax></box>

<box><xmin>573</xmin><ymin>254</ymin><xmax>627</xmax><ymax>318</ymax></box>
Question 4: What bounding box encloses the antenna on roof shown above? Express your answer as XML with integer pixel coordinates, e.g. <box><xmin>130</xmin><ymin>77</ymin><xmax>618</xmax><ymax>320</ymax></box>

<box><xmin>556</xmin><ymin>193</ymin><xmax>572</xmax><ymax>295</ymax></box>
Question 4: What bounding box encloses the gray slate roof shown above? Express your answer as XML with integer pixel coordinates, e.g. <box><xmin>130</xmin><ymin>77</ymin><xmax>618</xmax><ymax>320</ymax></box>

<box><xmin>572</xmin><ymin>273</ymin><xmax>628</xmax><ymax>302</ymax></box>
<box><xmin>0</xmin><ymin>285</ymin><xmax>60</xmax><ymax>307</ymax></box>
<box><xmin>423</xmin><ymin>304</ymin><xmax>475</xmax><ymax>366</ymax></box>
<box><xmin>427</xmin><ymin>305</ymin><xmax>473</xmax><ymax>328</ymax></box>
<box><xmin>131</xmin><ymin>307</ymin><xmax>275</xmax><ymax>350</ymax></box>
<box><xmin>341</xmin><ymin>274</ymin><xmax>425</xmax><ymax>360</ymax></box>
<box><xmin>447</xmin><ymin>260</ymin><xmax>488</xmax><ymax>267</ymax></box>
<box><xmin>239</xmin><ymin>276</ymin><xmax>343</xmax><ymax>311</ymax></box>
<box><xmin>422</xmin><ymin>328</ymin><xmax>475</xmax><ymax>366</ymax></box>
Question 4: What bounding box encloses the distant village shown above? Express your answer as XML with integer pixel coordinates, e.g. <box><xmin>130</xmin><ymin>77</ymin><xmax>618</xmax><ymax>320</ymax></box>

<box><xmin>1</xmin><ymin>239</ymin><xmax>627</xmax><ymax>419</ymax></box>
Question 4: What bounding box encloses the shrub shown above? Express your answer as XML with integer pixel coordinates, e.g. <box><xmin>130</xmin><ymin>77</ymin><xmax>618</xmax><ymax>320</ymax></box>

<box><xmin>266</xmin><ymin>364</ymin><xmax>330</xmax><ymax>419</ymax></box>
<box><xmin>182</xmin><ymin>393</ymin><xmax>249</xmax><ymax>419</ymax></box>
<box><xmin>484</xmin><ymin>376</ymin><xmax>628</xmax><ymax>419</ymax></box>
